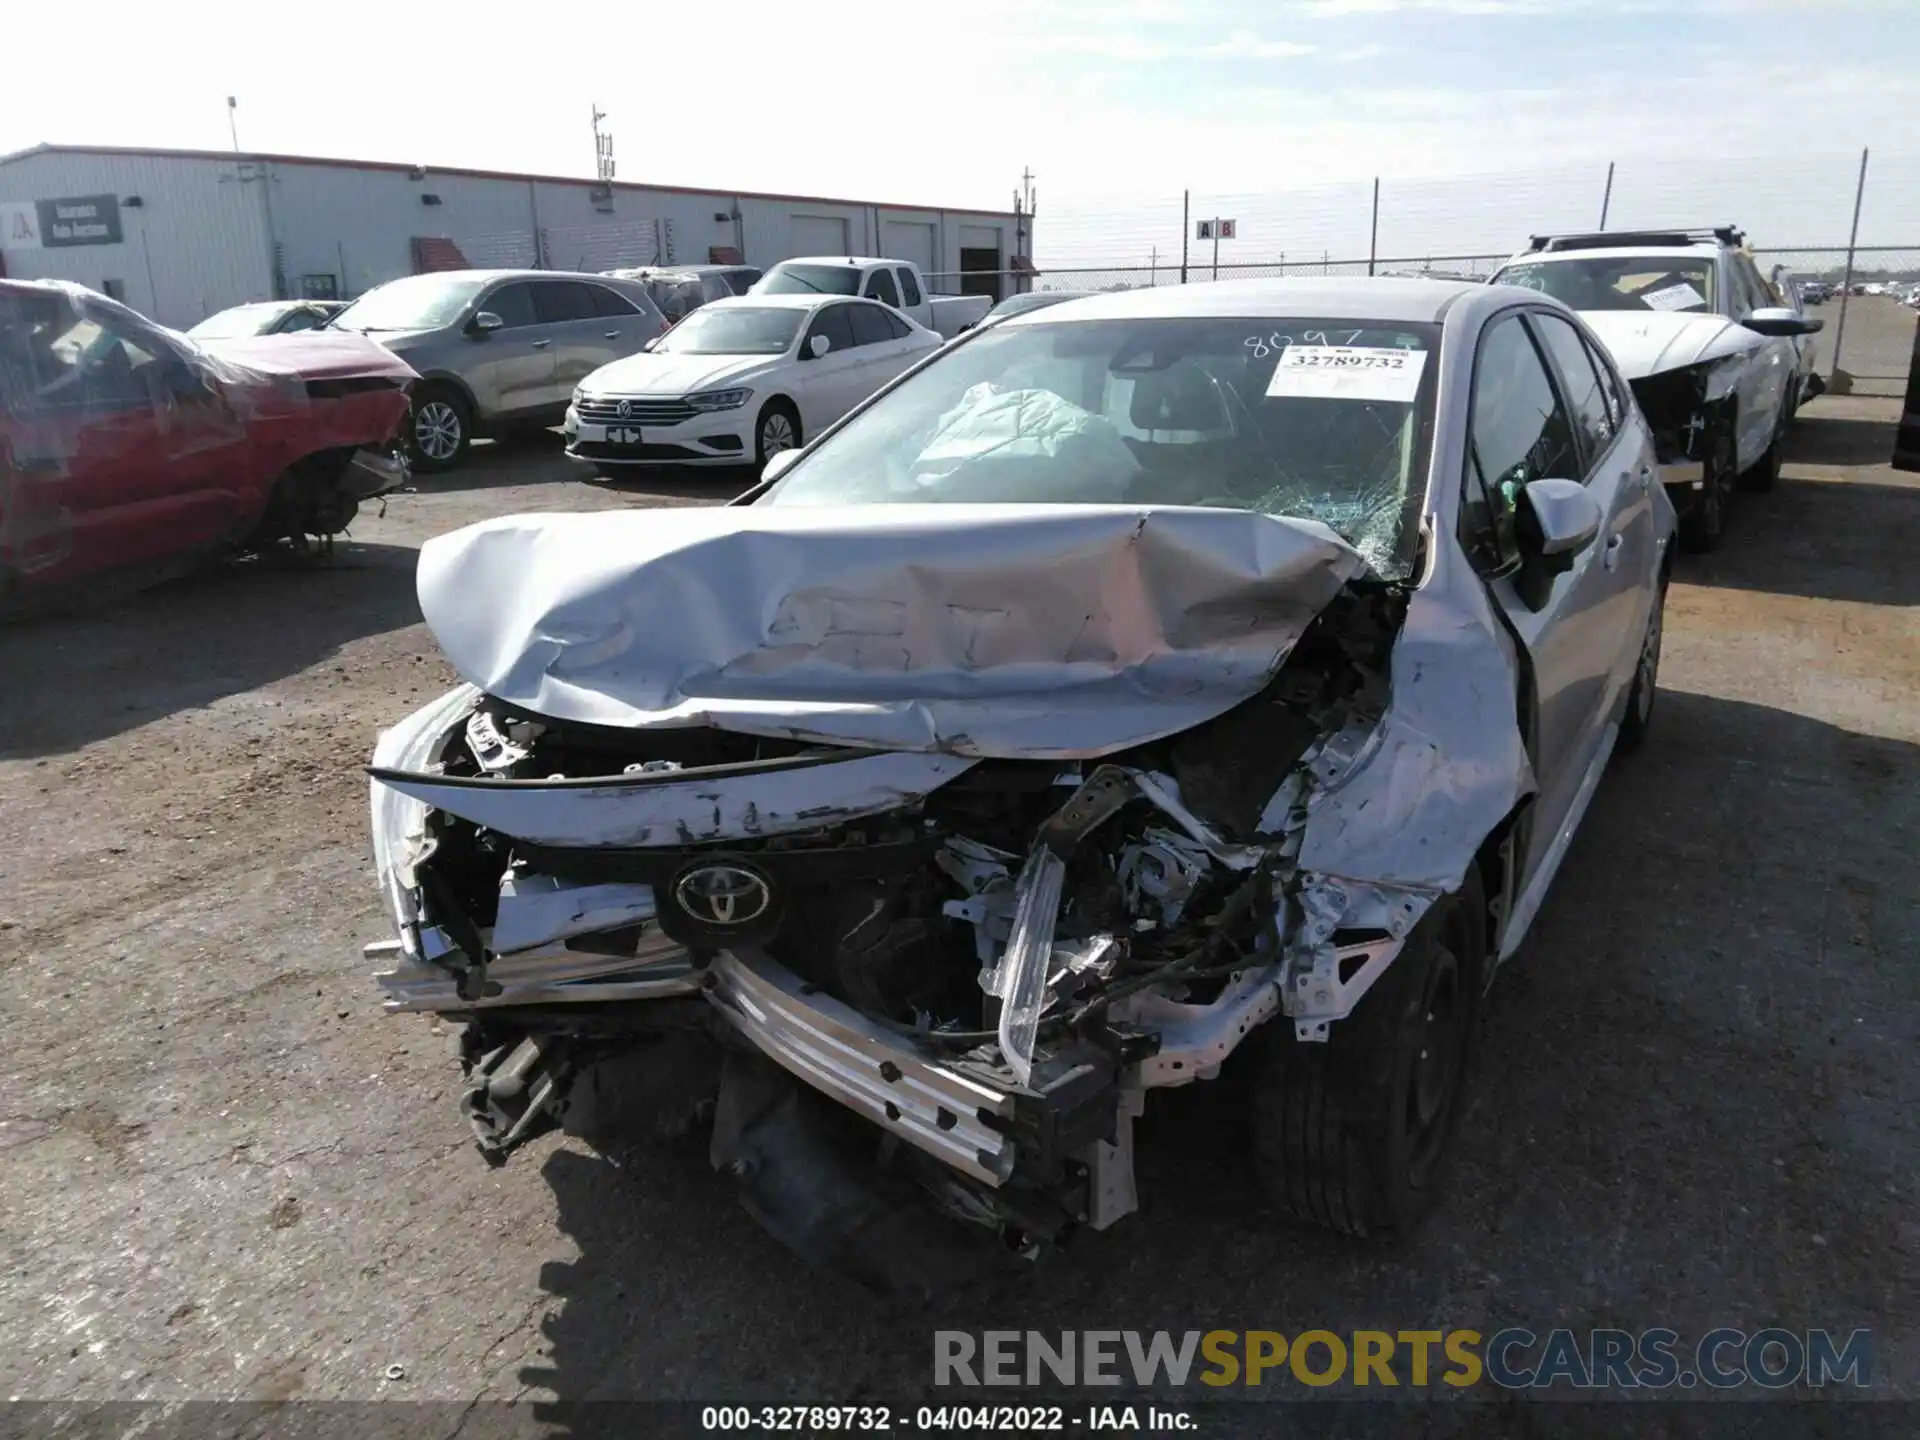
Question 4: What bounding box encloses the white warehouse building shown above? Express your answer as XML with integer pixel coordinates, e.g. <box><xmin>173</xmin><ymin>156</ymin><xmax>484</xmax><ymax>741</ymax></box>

<box><xmin>0</xmin><ymin>144</ymin><xmax>1033</xmax><ymax>330</ymax></box>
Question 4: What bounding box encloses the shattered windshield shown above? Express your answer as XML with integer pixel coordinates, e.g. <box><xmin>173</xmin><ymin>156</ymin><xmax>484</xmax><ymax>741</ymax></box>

<box><xmin>759</xmin><ymin>314</ymin><xmax>1439</xmax><ymax>577</ymax></box>
<box><xmin>1495</xmin><ymin>256</ymin><xmax>1718</xmax><ymax>314</ymax></box>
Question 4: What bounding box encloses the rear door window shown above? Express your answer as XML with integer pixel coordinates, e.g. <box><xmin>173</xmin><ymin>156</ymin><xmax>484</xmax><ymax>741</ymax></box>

<box><xmin>865</xmin><ymin>268</ymin><xmax>902</xmax><ymax>309</ymax></box>
<box><xmin>898</xmin><ymin>268</ymin><xmax>924</xmax><ymax>307</ymax></box>
<box><xmin>587</xmin><ymin>284</ymin><xmax>639</xmax><ymax>317</ymax></box>
<box><xmin>847</xmin><ymin>303</ymin><xmax>894</xmax><ymax>348</ymax></box>
<box><xmin>533</xmin><ymin>281</ymin><xmax>598</xmax><ymax>324</ymax></box>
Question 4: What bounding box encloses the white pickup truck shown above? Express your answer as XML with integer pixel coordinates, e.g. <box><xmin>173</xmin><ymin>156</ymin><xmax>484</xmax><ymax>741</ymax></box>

<box><xmin>753</xmin><ymin>257</ymin><xmax>991</xmax><ymax>339</ymax></box>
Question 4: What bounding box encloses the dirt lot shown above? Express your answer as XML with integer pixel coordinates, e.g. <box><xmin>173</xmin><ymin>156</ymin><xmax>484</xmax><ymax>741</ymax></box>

<box><xmin>2</xmin><ymin>305</ymin><xmax>1916</xmax><ymax>1412</ymax></box>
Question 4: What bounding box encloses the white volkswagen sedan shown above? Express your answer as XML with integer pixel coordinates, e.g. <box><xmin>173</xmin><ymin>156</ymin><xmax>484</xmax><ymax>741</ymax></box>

<box><xmin>564</xmin><ymin>293</ymin><xmax>942</xmax><ymax>470</ymax></box>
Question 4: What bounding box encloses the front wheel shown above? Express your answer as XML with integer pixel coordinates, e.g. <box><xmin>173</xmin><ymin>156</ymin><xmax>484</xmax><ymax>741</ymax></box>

<box><xmin>407</xmin><ymin>385</ymin><xmax>471</xmax><ymax>474</ymax></box>
<box><xmin>1249</xmin><ymin>870</ymin><xmax>1486</xmax><ymax>1240</ymax></box>
<box><xmin>1677</xmin><ymin>428</ymin><xmax>1734</xmax><ymax>553</ymax></box>
<box><xmin>754</xmin><ymin>401</ymin><xmax>800</xmax><ymax>467</ymax></box>
<box><xmin>1737</xmin><ymin>411</ymin><xmax>1784</xmax><ymax>494</ymax></box>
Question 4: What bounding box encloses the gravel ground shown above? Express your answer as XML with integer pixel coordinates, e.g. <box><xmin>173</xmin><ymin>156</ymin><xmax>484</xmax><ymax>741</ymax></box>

<box><xmin>2</xmin><ymin>311</ymin><xmax>1916</xmax><ymax>1414</ymax></box>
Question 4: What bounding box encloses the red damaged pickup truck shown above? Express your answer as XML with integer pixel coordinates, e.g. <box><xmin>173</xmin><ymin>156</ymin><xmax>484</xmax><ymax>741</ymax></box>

<box><xmin>1</xmin><ymin>278</ymin><xmax>417</xmax><ymax>601</ymax></box>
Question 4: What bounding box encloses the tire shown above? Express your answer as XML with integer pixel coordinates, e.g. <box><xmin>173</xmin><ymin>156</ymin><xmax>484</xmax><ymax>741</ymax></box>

<box><xmin>1737</xmin><ymin>416</ymin><xmax>1783</xmax><ymax>494</ymax></box>
<box><xmin>1249</xmin><ymin>869</ymin><xmax>1486</xmax><ymax>1240</ymax></box>
<box><xmin>754</xmin><ymin>401</ymin><xmax>800</xmax><ymax>467</ymax></box>
<box><xmin>407</xmin><ymin>384</ymin><xmax>472</xmax><ymax>474</ymax></box>
<box><xmin>1617</xmin><ymin>576</ymin><xmax>1666</xmax><ymax>751</ymax></box>
<box><xmin>1677</xmin><ymin>427</ymin><xmax>1734</xmax><ymax>554</ymax></box>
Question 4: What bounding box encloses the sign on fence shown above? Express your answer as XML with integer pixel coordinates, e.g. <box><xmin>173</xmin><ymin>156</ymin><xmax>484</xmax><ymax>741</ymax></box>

<box><xmin>1196</xmin><ymin>218</ymin><xmax>1237</xmax><ymax>241</ymax></box>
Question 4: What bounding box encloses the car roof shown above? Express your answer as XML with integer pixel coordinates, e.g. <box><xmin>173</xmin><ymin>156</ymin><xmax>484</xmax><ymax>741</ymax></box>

<box><xmin>774</xmin><ymin>256</ymin><xmax>899</xmax><ymax>268</ymax></box>
<box><xmin>1003</xmin><ymin>276</ymin><xmax>1488</xmax><ymax>326</ymax></box>
<box><xmin>1503</xmin><ymin>245</ymin><xmax>1720</xmax><ymax>264</ymax></box>
<box><xmin>700</xmin><ymin>292</ymin><xmax>881</xmax><ymax>312</ymax></box>
<box><xmin>384</xmin><ymin>268</ymin><xmax>640</xmax><ymax>284</ymax></box>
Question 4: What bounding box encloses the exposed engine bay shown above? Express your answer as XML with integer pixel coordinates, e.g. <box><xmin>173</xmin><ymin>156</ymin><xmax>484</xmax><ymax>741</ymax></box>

<box><xmin>365</xmin><ymin>502</ymin><xmax>1537</xmax><ymax>1288</ymax></box>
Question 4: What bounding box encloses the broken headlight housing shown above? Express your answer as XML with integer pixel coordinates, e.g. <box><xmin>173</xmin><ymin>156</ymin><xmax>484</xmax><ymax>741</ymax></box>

<box><xmin>369</xmin><ymin>684</ymin><xmax>480</xmax><ymax>947</ymax></box>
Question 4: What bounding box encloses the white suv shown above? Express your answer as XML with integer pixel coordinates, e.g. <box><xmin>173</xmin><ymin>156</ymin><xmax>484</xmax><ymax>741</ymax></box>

<box><xmin>1492</xmin><ymin>227</ymin><xmax>1821</xmax><ymax>551</ymax></box>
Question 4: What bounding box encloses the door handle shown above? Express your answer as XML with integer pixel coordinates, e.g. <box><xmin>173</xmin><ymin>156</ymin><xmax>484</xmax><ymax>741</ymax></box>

<box><xmin>603</xmin><ymin>330</ymin><xmax>620</xmax><ymax>339</ymax></box>
<box><xmin>530</xmin><ymin>339</ymin><xmax>551</xmax><ymax>348</ymax></box>
<box><xmin>1603</xmin><ymin>533</ymin><xmax>1624</xmax><ymax>571</ymax></box>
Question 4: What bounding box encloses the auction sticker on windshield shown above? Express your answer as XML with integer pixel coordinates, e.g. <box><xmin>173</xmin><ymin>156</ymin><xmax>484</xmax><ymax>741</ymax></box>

<box><xmin>1265</xmin><ymin>345</ymin><xmax>1428</xmax><ymax>403</ymax></box>
<box><xmin>1640</xmin><ymin>281</ymin><xmax>1708</xmax><ymax>312</ymax></box>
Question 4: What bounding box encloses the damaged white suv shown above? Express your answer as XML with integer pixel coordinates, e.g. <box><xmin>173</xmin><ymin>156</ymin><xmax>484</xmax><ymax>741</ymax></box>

<box><xmin>365</xmin><ymin>278</ymin><xmax>1675</xmax><ymax>1291</ymax></box>
<box><xmin>1491</xmin><ymin>227</ymin><xmax>1822</xmax><ymax>553</ymax></box>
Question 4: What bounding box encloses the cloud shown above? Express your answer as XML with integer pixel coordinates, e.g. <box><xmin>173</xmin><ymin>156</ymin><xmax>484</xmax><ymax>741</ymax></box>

<box><xmin>1202</xmin><ymin>29</ymin><xmax>1318</xmax><ymax>57</ymax></box>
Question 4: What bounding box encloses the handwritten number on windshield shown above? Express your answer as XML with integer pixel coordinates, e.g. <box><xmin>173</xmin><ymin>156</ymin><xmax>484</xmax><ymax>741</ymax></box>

<box><xmin>1244</xmin><ymin>329</ymin><xmax>1366</xmax><ymax>359</ymax></box>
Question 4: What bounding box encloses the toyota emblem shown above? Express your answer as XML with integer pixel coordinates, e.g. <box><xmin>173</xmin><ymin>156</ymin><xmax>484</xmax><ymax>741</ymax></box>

<box><xmin>673</xmin><ymin>863</ymin><xmax>772</xmax><ymax>927</ymax></box>
<box><xmin>616</xmin><ymin>399</ymin><xmax>633</xmax><ymax>420</ymax></box>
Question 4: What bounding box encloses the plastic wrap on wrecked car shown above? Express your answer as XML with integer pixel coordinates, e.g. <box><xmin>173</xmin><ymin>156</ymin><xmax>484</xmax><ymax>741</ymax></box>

<box><xmin>413</xmin><ymin>504</ymin><xmax>1370</xmax><ymax>759</ymax></box>
<box><xmin>1</xmin><ymin>279</ymin><xmax>413</xmax><ymax>585</ymax></box>
<box><xmin>1297</xmin><ymin>539</ymin><xmax>1535</xmax><ymax>895</ymax></box>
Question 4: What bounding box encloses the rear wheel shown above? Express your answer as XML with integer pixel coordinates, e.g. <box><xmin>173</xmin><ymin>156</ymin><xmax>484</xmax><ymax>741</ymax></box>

<box><xmin>408</xmin><ymin>384</ymin><xmax>471</xmax><ymax>474</ymax></box>
<box><xmin>754</xmin><ymin>401</ymin><xmax>800</xmax><ymax>467</ymax></box>
<box><xmin>1249</xmin><ymin>870</ymin><xmax>1486</xmax><ymax>1240</ymax></box>
<box><xmin>1618</xmin><ymin>576</ymin><xmax>1666</xmax><ymax>751</ymax></box>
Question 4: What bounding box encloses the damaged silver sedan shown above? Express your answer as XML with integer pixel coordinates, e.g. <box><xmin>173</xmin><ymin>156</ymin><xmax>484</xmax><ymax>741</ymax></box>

<box><xmin>364</xmin><ymin>278</ymin><xmax>1675</xmax><ymax>1290</ymax></box>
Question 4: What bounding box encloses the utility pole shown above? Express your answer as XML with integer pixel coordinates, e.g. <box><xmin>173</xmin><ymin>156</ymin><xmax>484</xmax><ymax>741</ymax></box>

<box><xmin>1599</xmin><ymin>161</ymin><xmax>1615</xmax><ymax>229</ymax></box>
<box><xmin>1832</xmin><ymin>147</ymin><xmax>1870</xmax><ymax>388</ymax></box>
<box><xmin>1368</xmin><ymin>176</ymin><xmax>1380</xmax><ymax>276</ymax></box>
<box><xmin>1180</xmin><ymin>190</ymin><xmax>1190</xmax><ymax>283</ymax></box>
<box><xmin>226</xmin><ymin>96</ymin><xmax>240</xmax><ymax>152</ymax></box>
<box><xmin>1014</xmin><ymin>168</ymin><xmax>1037</xmax><ymax>292</ymax></box>
<box><xmin>1212</xmin><ymin>224</ymin><xmax>1220</xmax><ymax>282</ymax></box>
<box><xmin>1150</xmin><ymin>245</ymin><xmax>1158</xmax><ymax>286</ymax></box>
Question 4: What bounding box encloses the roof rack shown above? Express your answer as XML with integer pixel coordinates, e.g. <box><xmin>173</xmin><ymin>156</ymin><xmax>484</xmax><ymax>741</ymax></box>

<box><xmin>1523</xmin><ymin>226</ymin><xmax>1745</xmax><ymax>253</ymax></box>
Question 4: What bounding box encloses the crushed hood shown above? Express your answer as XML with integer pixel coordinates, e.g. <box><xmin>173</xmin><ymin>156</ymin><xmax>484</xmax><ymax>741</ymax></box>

<box><xmin>1579</xmin><ymin>310</ymin><xmax>1761</xmax><ymax>380</ymax></box>
<box><xmin>416</xmin><ymin>504</ymin><xmax>1369</xmax><ymax>759</ymax></box>
<box><xmin>196</xmin><ymin>331</ymin><xmax>419</xmax><ymax>384</ymax></box>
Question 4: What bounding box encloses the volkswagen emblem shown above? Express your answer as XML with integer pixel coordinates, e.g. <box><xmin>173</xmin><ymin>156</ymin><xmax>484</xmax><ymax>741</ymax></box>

<box><xmin>673</xmin><ymin>862</ymin><xmax>772</xmax><ymax>927</ymax></box>
<box><xmin>616</xmin><ymin>398</ymin><xmax>633</xmax><ymax>420</ymax></box>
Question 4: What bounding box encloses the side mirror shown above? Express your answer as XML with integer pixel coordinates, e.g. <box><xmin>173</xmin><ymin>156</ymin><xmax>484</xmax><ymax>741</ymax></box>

<box><xmin>808</xmin><ymin>333</ymin><xmax>831</xmax><ymax>359</ymax></box>
<box><xmin>1513</xmin><ymin>478</ymin><xmax>1601</xmax><ymax>611</ymax></box>
<box><xmin>1743</xmin><ymin>307</ymin><xmax>1823</xmax><ymax>337</ymax></box>
<box><xmin>468</xmin><ymin>311</ymin><xmax>504</xmax><ymax>336</ymax></box>
<box><xmin>640</xmin><ymin>336</ymin><xmax>659</xmax><ymax>353</ymax></box>
<box><xmin>760</xmin><ymin>448</ymin><xmax>802</xmax><ymax>484</ymax></box>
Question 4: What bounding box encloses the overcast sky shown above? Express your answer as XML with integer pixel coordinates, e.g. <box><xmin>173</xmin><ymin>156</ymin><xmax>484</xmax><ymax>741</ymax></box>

<box><xmin>4</xmin><ymin>0</ymin><xmax>1916</xmax><ymax>263</ymax></box>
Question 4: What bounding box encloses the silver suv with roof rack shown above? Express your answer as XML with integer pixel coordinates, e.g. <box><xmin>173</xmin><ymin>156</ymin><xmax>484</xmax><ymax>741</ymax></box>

<box><xmin>1492</xmin><ymin>227</ymin><xmax>1821</xmax><ymax>552</ymax></box>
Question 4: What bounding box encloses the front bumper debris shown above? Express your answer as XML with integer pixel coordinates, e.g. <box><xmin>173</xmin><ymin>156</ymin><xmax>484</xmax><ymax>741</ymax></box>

<box><xmin>706</xmin><ymin>947</ymin><xmax>1017</xmax><ymax>1186</ymax></box>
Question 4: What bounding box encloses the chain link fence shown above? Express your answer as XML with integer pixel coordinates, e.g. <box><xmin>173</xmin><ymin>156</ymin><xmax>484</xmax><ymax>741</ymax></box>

<box><xmin>1024</xmin><ymin>148</ymin><xmax>1920</xmax><ymax>381</ymax></box>
<box><xmin>953</xmin><ymin>252</ymin><xmax>1919</xmax><ymax>392</ymax></box>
